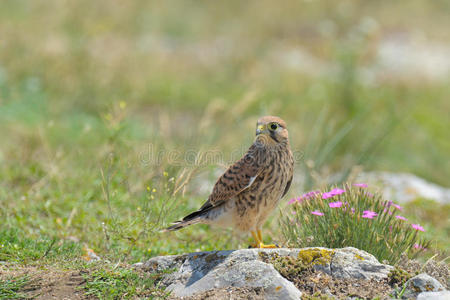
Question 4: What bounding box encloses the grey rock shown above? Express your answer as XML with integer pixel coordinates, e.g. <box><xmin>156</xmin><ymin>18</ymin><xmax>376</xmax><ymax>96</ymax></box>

<box><xmin>417</xmin><ymin>290</ymin><xmax>450</xmax><ymax>300</ymax></box>
<box><xmin>137</xmin><ymin>253</ymin><xmax>186</xmax><ymax>273</ymax></box>
<box><xmin>136</xmin><ymin>247</ymin><xmax>394</xmax><ymax>299</ymax></box>
<box><xmin>137</xmin><ymin>249</ymin><xmax>302</xmax><ymax>299</ymax></box>
<box><xmin>403</xmin><ymin>273</ymin><xmax>445</xmax><ymax>299</ymax></box>
<box><xmin>175</xmin><ymin>259</ymin><xmax>300</xmax><ymax>299</ymax></box>
<box><xmin>330</xmin><ymin>247</ymin><xmax>393</xmax><ymax>280</ymax></box>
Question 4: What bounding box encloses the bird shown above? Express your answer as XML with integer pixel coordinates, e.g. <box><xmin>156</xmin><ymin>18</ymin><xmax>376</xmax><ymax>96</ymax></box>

<box><xmin>164</xmin><ymin>116</ymin><xmax>294</xmax><ymax>248</ymax></box>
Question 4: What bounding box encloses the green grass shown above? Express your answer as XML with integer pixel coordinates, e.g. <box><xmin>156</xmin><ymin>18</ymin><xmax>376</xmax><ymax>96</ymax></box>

<box><xmin>0</xmin><ymin>275</ymin><xmax>30</xmax><ymax>300</ymax></box>
<box><xmin>82</xmin><ymin>265</ymin><xmax>170</xmax><ymax>300</ymax></box>
<box><xmin>403</xmin><ymin>199</ymin><xmax>450</xmax><ymax>256</ymax></box>
<box><xmin>0</xmin><ymin>0</ymin><xmax>449</xmax><ymax>298</ymax></box>
<box><xmin>0</xmin><ymin>229</ymin><xmax>81</xmax><ymax>263</ymax></box>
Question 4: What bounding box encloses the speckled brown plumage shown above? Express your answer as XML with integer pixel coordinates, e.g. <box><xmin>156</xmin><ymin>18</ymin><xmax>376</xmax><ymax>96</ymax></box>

<box><xmin>164</xmin><ymin>116</ymin><xmax>294</xmax><ymax>248</ymax></box>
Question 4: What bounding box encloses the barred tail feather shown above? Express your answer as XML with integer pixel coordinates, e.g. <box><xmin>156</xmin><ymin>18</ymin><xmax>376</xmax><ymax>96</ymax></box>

<box><xmin>161</xmin><ymin>209</ymin><xmax>206</xmax><ymax>232</ymax></box>
<box><xmin>161</xmin><ymin>201</ymin><xmax>222</xmax><ymax>232</ymax></box>
<box><xmin>162</xmin><ymin>218</ymin><xmax>201</xmax><ymax>232</ymax></box>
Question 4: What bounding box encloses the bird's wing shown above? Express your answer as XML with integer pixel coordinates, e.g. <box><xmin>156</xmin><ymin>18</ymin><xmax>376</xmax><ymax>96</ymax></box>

<box><xmin>205</xmin><ymin>144</ymin><xmax>264</xmax><ymax>207</ymax></box>
<box><xmin>281</xmin><ymin>173</ymin><xmax>293</xmax><ymax>198</ymax></box>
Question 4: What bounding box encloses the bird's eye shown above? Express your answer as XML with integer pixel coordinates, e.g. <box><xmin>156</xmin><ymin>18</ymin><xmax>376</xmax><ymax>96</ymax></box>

<box><xmin>269</xmin><ymin>123</ymin><xmax>278</xmax><ymax>131</ymax></box>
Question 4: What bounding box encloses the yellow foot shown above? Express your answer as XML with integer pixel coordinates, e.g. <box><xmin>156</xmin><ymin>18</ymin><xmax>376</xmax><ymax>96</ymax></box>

<box><xmin>248</xmin><ymin>243</ymin><xmax>280</xmax><ymax>248</ymax></box>
<box><xmin>248</xmin><ymin>243</ymin><xmax>279</xmax><ymax>248</ymax></box>
<box><xmin>258</xmin><ymin>243</ymin><xmax>280</xmax><ymax>249</ymax></box>
<box><xmin>250</xmin><ymin>230</ymin><xmax>281</xmax><ymax>248</ymax></box>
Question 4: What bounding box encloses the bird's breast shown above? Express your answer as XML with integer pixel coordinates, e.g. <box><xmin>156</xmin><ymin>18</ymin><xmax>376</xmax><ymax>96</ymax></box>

<box><xmin>236</xmin><ymin>145</ymin><xmax>293</xmax><ymax>215</ymax></box>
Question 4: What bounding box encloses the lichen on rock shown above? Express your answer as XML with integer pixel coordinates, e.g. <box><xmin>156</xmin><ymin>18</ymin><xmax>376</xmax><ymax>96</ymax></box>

<box><xmin>388</xmin><ymin>266</ymin><xmax>412</xmax><ymax>286</ymax></box>
<box><xmin>297</xmin><ymin>248</ymin><xmax>335</xmax><ymax>266</ymax></box>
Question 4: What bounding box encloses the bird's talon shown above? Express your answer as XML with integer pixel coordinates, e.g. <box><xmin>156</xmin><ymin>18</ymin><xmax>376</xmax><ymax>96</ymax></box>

<box><xmin>258</xmin><ymin>243</ymin><xmax>280</xmax><ymax>249</ymax></box>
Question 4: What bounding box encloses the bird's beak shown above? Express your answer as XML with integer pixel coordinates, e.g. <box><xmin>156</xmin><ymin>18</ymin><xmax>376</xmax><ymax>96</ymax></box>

<box><xmin>256</xmin><ymin>124</ymin><xmax>265</xmax><ymax>135</ymax></box>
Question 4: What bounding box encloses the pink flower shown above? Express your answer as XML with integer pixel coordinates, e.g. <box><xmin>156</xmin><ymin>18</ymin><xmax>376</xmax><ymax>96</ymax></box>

<box><xmin>293</xmin><ymin>190</ymin><xmax>321</xmax><ymax>202</ymax></box>
<box><xmin>362</xmin><ymin>215</ymin><xmax>374</xmax><ymax>219</ymax></box>
<box><xmin>392</xmin><ymin>204</ymin><xmax>402</xmax><ymax>210</ymax></box>
<box><xmin>395</xmin><ymin>215</ymin><xmax>407</xmax><ymax>221</ymax></box>
<box><xmin>411</xmin><ymin>224</ymin><xmax>425</xmax><ymax>232</ymax></box>
<box><xmin>309</xmin><ymin>190</ymin><xmax>320</xmax><ymax>197</ymax></box>
<box><xmin>330</xmin><ymin>188</ymin><xmax>345</xmax><ymax>195</ymax></box>
<box><xmin>304</xmin><ymin>190</ymin><xmax>320</xmax><ymax>198</ymax></box>
<box><xmin>322</xmin><ymin>192</ymin><xmax>333</xmax><ymax>199</ymax></box>
<box><xmin>288</xmin><ymin>196</ymin><xmax>304</xmax><ymax>204</ymax></box>
<box><xmin>366</xmin><ymin>192</ymin><xmax>374</xmax><ymax>197</ymax></box>
<box><xmin>362</xmin><ymin>214</ymin><xmax>376</xmax><ymax>219</ymax></box>
<box><xmin>322</xmin><ymin>188</ymin><xmax>345</xmax><ymax>199</ymax></box>
<box><xmin>311</xmin><ymin>210</ymin><xmax>324</xmax><ymax>216</ymax></box>
<box><xmin>353</xmin><ymin>183</ymin><xmax>368</xmax><ymax>188</ymax></box>
<box><xmin>413</xmin><ymin>243</ymin><xmax>427</xmax><ymax>251</ymax></box>
<box><xmin>291</xmin><ymin>211</ymin><xmax>297</xmax><ymax>215</ymax></box>
<box><xmin>362</xmin><ymin>210</ymin><xmax>378</xmax><ymax>219</ymax></box>
<box><xmin>329</xmin><ymin>201</ymin><xmax>343</xmax><ymax>208</ymax></box>
<box><xmin>383</xmin><ymin>208</ymin><xmax>393</xmax><ymax>215</ymax></box>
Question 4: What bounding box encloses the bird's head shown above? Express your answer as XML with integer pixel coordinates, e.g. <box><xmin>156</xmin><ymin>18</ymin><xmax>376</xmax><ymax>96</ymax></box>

<box><xmin>255</xmin><ymin>116</ymin><xmax>289</xmax><ymax>146</ymax></box>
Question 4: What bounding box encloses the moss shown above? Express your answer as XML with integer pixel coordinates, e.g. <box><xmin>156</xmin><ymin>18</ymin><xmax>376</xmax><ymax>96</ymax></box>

<box><xmin>258</xmin><ymin>251</ymin><xmax>270</xmax><ymax>261</ymax></box>
<box><xmin>259</xmin><ymin>249</ymin><xmax>336</xmax><ymax>284</ymax></box>
<box><xmin>354</xmin><ymin>254</ymin><xmax>365</xmax><ymax>260</ymax></box>
<box><xmin>297</xmin><ymin>248</ymin><xmax>335</xmax><ymax>266</ymax></box>
<box><xmin>272</xmin><ymin>255</ymin><xmax>309</xmax><ymax>278</ymax></box>
<box><xmin>259</xmin><ymin>252</ymin><xmax>309</xmax><ymax>279</ymax></box>
<box><xmin>388</xmin><ymin>267</ymin><xmax>412</xmax><ymax>286</ymax></box>
<box><xmin>259</xmin><ymin>249</ymin><xmax>335</xmax><ymax>281</ymax></box>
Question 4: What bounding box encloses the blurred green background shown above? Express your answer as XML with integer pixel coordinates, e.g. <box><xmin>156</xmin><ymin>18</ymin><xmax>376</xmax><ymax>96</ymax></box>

<box><xmin>0</xmin><ymin>0</ymin><xmax>449</xmax><ymax>261</ymax></box>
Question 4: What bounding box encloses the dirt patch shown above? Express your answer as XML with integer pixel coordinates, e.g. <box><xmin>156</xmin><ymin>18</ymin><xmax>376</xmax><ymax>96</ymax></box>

<box><xmin>259</xmin><ymin>252</ymin><xmax>393</xmax><ymax>299</ymax></box>
<box><xmin>0</xmin><ymin>264</ymin><xmax>90</xmax><ymax>299</ymax></box>
<box><xmin>289</xmin><ymin>271</ymin><xmax>392</xmax><ymax>299</ymax></box>
<box><xmin>170</xmin><ymin>287</ymin><xmax>265</xmax><ymax>300</ymax></box>
<box><xmin>396</xmin><ymin>254</ymin><xmax>449</xmax><ymax>289</ymax></box>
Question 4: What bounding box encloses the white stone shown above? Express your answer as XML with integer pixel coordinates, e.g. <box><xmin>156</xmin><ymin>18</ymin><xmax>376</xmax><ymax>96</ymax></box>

<box><xmin>403</xmin><ymin>273</ymin><xmax>446</xmax><ymax>299</ymax></box>
<box><xmin>417</xmin><ymin>291</ymin><xmax>450</xmax><ymax>300</ymax></box>
<box><xmin>135</xmin><ymin>247</ymin><xmax>396</xmax><ymax>299</ymax></box>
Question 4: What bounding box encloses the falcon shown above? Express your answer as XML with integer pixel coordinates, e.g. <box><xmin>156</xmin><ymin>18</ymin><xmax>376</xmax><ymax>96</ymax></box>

<box><xmin>164</xmin><ymin>116</ymin><xmax>294</xmax><ymax>248</ymax></box>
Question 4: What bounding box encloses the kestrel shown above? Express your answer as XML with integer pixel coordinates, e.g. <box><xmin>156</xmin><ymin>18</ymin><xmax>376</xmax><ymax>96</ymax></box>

<box><xmin>164</xmin><ymin>116</ymin><xmax>294</xmax><ymax>248</ymax></box>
